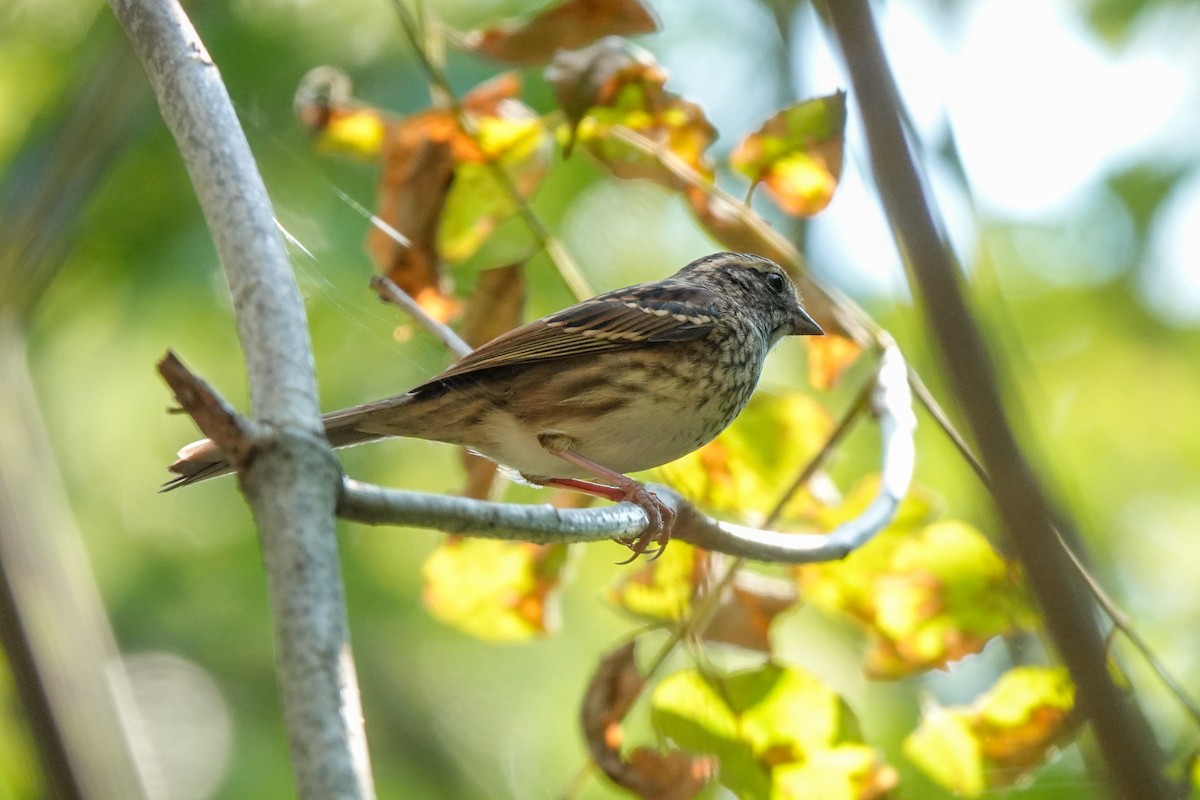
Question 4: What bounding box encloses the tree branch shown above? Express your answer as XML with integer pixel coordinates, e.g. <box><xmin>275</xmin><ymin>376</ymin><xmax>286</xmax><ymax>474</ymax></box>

<box><xmin>822</xmin><ymin>2</ymin><xmax>1168</xmax><ymax>798</ymax></box>
<box><xmin>107</xmin><ymin>1</ymin><xmax>374</xmax><ymax>797</ymax></box>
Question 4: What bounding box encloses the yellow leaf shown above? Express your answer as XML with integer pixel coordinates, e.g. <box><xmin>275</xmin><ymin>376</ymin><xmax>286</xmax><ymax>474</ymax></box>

<box><xmin>421</xmin><ymin>539</ymin><xmax>569</xmax><ymax>641</ymax></box>
<box><xmin>655</xmin><ymin>392</ymin><xmax>833</xmax><ymax>521</ymax></box>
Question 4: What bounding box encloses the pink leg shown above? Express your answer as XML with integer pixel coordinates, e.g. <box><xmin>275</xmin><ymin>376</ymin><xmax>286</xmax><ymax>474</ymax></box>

<box><xmin>538</xmin><ymin>436</ymin><xmax>676</xmax><ymax>562</ymax></box>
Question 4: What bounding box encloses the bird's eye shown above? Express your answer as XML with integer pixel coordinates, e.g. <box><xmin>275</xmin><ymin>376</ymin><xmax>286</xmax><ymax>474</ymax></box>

<box><xmin>765</xmin><ymin>271</ymin><xmax>787</xmax><ymax>294</ymax></box>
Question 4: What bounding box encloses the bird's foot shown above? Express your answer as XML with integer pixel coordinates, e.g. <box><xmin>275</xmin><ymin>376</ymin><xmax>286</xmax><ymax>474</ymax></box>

<box><xmin>611</xmin><ymin>481</ymin><xmax>676</xmax><ymax>564</ymax></box>
<box><xmin>539</xmin><ymin>475</ymin><xmax>676</xmax><ymax>562</ymax></box>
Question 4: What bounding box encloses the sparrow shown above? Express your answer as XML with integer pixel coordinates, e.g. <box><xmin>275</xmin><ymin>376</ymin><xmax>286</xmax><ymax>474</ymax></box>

<box><xmin>167</xmin><ymin>252</ymin><xmax>823</xmax><ymax>558</ymax></box>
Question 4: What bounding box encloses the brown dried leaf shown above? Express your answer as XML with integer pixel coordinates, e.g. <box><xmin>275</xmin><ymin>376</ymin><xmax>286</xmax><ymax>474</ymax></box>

<box><xmin>368</xmin><ymin>136</ymin><xmax>459</xmax><ymax>321</ymax></box>
<box><xmin>462</xmin><ymin>71</ymin><xmax>524</xmax><ymax>116</ymax></box>
<box><xmin>581</xmin><ymin>642</ymin><xmax>712</xmax><ymax>799</ymax></box>
<box><xmin>364</xmin><ymin>74</ymin><xmax>546</xmax><ymax>318</ymax></box>
<box><xmin>460</xmin><ymin>263</ymin><xmax>527</xmax><ymax>348</ymax></box>
<box><xmin>546</xmin><ymin>36</ymin><xmax>657</xmax><ymax>130</ymax></box>
<box><xmin>702</xmin><ymin>573</ymin><xmax>799</xmax><ymax>653</ymax></box>
<box><xmin>465</xmin><ymin>0</ymin><xmax>658</xmax><ymax>66</ymax></box>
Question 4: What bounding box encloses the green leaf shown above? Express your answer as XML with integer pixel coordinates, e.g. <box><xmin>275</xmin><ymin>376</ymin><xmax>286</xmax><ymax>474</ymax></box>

<box><xmin>651</xmin><ymin>664</ymin><xmax>892</xmax><ymax>799</ymax></box>
<box><xmin>903</xmin><ymin>706</ymin><xmax>984</xmax><ymax>796</ymax></box>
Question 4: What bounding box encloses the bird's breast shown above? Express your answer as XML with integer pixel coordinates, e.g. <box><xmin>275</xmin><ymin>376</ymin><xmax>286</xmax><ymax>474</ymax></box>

<box><xmin>459</xmin><ymin>342</ymin><xmax>768</xmax><ymax>480</ymax></box>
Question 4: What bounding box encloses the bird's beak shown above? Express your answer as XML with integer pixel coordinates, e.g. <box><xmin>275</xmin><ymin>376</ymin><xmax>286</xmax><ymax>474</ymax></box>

<box><xmin>791</xmin><ymin>307</ymin><xmax>824</xmax><ymax>336</ymax></box>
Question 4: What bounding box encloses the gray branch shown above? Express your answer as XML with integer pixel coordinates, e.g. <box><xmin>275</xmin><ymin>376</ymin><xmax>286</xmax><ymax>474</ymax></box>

<box><xmin>107</xmin><ymin>1</ymin><xmax>374</xmax><ymax>798</ymax></box>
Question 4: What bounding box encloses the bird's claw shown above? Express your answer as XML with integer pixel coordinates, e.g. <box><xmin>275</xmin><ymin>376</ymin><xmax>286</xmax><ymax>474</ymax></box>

<box><xmin>614</xmin><ymin>485</ymin><xmax>675</xmax><ymax>564</ymax></box>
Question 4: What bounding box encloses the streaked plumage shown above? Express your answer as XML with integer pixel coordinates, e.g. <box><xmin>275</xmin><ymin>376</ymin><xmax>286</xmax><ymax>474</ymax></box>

<box><xmin>167</xmin><ymin>252</ymin><xmax>823</xmax><ymax>555</ymax></box>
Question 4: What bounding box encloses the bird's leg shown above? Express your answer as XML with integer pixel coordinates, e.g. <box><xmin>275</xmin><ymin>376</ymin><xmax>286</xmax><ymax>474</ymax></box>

<box><xmin>536</xmin><ymin>434</ymin><xmax>675</xmax><ymax>562</ymax></box>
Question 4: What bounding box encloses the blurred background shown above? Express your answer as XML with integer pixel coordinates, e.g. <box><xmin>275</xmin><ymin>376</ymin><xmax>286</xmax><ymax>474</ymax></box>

<box><xmin>1</xmin><ymin>0</ymin><xmax>1198</xmax><ymax>797</ymax></box>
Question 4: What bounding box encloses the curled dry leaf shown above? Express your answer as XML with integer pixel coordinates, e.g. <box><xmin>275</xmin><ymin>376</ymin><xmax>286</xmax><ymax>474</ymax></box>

<box><xmin>464</xmin><ymin>0</ymin><xmax>658</xmax><ymax>65</ymax></box>
<box><xmin>460</xmin><ymin>263</ymin><xmax>527</xmax><ymax>350</ymax></box>
<box><xmin>702</xmin><ymin>572</ymin><xmax>799</xmax><ymax>654</ymax></box>
<box><xmin>582</xmin><ymin>641</ymin><xmax>713</xmax><ymax>800</ymax></box>
<box><xmin>369</xmin><ymin>136</ymin><xmax>458</xmax><ymax>321</ymax></box>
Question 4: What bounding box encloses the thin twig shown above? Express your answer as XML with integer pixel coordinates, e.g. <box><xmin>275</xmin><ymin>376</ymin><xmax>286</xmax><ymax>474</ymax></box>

<box><xmin>370</xmin><ymin>275</ymin><xmax>472</xmax><ymax>358</ymax></box>
<box><xmin>765</xmin><ymin>371</ymin><xmax>874</xmax><ymax>528</ymax></box>
<box><xmin>157</xmin><ymin>351</ymin><xmax>257</xmax><ymax>466</ymax></box>
<box><xmin>1057</xmin><ymin>532</ymin><xmax>1200</xmax><ymax>729</ymax></box>
<box><xmin>906</xmin><ymin>366</ymin><xmax>990</xmax><ymax>487</ymax></box>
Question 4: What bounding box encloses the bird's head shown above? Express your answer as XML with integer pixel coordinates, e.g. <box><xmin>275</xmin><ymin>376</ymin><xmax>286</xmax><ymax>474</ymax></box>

<box><xmin>680</xmin><ymin>252</ymin><xmax>824</xmax><ymax>343</ymax></box>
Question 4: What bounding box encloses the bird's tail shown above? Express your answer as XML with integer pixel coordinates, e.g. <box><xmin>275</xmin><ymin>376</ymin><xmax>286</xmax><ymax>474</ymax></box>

<box><xmin>162</xmin><ymin>394</ymin><xmax>413</xmax><ymax>491</ymax></box>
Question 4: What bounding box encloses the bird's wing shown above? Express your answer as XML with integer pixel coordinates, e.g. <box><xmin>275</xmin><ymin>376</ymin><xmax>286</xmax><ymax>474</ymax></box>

<box><xmin>422</xmin><ymin>281</ymin><xmax>719</xmax><ymax>385</ymax></box>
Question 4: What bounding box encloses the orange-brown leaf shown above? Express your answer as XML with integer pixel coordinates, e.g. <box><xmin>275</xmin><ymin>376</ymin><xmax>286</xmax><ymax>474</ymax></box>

<box><xmin>465</xmin><ymin>0</ymin><xmax>658</xmax><ymax>65</ymax></box>
<box><xmin>366</xmin><ymin>74</ymin><xmax>546</xmax><ymax>314</ymax></box>
<box><xmin>368</xmin><ymin>136</ymin><xmax>459</xmax><ymax>320</ymax></box>
<box><xmin>462</xmin><ymin>71</ymin><xmax>524</xmax><ymax>115</ymax></box>
<box><xmin>702</xmin><ymin>573</ymin><xmax>799</xmax><ymax>653</ymax></box>
<box><xmin>731</xmin><ymin>93</ymin><xmax>847</xmax><ymax>217</ymax></box>
<box><xmin>460</xmin><ymin>263</ymin><xmax>527</xmax><ymax>348</ymax></box>
<box><xmin>806</xmin><ymin>333</ymin><xmax>863</xmax><ymax>390</ymax></box>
